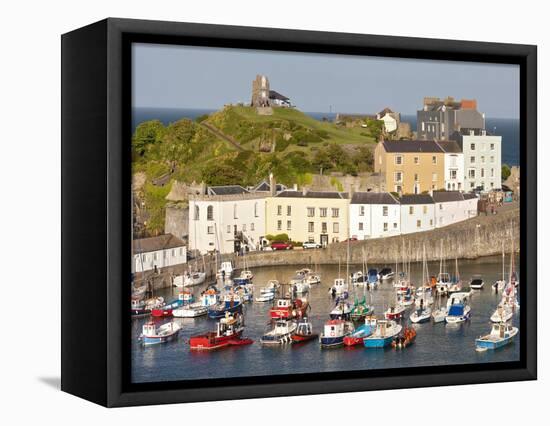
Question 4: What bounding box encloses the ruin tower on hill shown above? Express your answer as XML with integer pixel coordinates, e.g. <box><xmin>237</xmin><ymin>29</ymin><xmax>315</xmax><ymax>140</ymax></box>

<box><xmin>251</xmin><ymin>75</ymin><xmax>271</xmax><ymax>107</ymax></box>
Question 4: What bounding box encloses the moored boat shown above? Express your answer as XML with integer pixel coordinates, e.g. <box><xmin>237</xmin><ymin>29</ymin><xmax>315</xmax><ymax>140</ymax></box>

<box><xmin>392</xmin><ymin>327</ymin><xmax>416</xmax><ymax>349</ymax></box>
<box><xmin>445</xmin><ymin>292</ymin><xmax>472</xmax><ymax>324</ymax></box>
<box><xmin>329</xmin><ymin>278</ymin><xmax>349</xmax><ymax>296</ymax></box>
<box><xmin>343</xmin><ymin>316</ymin><xmax>377</xmax><ymax>346</ymax></box>
<box><xmin>139</xmin><ymin>321</ymin><xmax>181</xmax><ymax>345</ymax></box>
<box><xmin>329</xmin><ymin>297</ymin><xmax>353</xmax><ymax>320</ymax></box>
<box><xmin>291</xmin><ymin>319</ymin><xmax>318</xmax><ymax>343</ymax></box>
<box><xmin>475</xmin><ymin>322</ymin><xmax>518</xmax><ymax>351</ymax></box>
<box><xmin>320</xmin><ymin>319</ymin><xmax>354</xmax><ymax>348</ymax></box>
<box><xmin>269</xmin><ymin>297</ymin><xmax>309</xmax><ymax>320</ymax></box>
<box><xmin>470</xmin><ymin>275</ymin><xmax>484</xmax><ymax>290</ymax></box>
<box><xmin>379</xmin><ymin>267</ymin><xmax>394</xmax><ymax>280</ymax></box>
<box><xmin>260</xmin><ymin>319</ymin><xmax>297</xmax><ymax>345</ymax></box>
<box><xmin>364</xmin><ymin>320</ymin><xmax>402</xmax><ymax>348</ymax></box>
<box><xmin>207</xmin><ymin>294</ymin><xmax>243</xmax><ymax>319</ymax></box>
<box><xmin>183</xmin><ymin>271</ymin><xmax>206</xmax><ymax>287</ymax></box>
<box><xmin>172</xmin><ymin>302</ymin><xmax>208</xmax><ymax>318</ymax></box>
<box><xmin>189</xmin><ymin>313</ymin><xmax>252</xmax><ymax>350</ymax></box>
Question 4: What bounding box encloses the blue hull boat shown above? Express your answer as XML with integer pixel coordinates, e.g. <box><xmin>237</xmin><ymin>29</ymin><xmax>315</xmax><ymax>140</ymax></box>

<box><xmin>207</xmin><ymin>301</ymin><xmax>243</xmax><ymax>319</ymax></box>
<box><xmin>363</xmin><ymin>335</ymin><xmax>394</xmax><ymax>348</ymax></box>
<box><xmin>320</xmin><ymin>335</ymin><xmax>346</xmax><ymax>347</ymax></box>
<box><xmin>475</xmin><ymin>323</ymin><xmax>518</xmax><ymax>351</ymax></box>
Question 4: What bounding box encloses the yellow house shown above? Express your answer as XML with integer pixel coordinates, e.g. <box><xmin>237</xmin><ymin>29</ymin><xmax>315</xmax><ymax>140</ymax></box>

<box><xmin>374</xmin><ymin>140</ymin><xmax>446</xmax><ymax>194</ymax></box>
<box><xmin>265</xmin><ymin>190</ymin><xmax>349</xmax><ymax>246</ymax></box>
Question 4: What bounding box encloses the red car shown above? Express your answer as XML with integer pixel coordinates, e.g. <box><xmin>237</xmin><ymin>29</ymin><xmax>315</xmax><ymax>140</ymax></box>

<box><xmin>270</xmin><ymin>241</ymin><xmax>293</xmax><ymax>250</ymax></box>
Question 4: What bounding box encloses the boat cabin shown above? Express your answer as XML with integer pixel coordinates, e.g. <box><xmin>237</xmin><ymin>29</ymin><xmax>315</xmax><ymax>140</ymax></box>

<box><xmin>437</xmin><ymin>272</ymin><xmax>451</xmax><ymax>284</ymax></box>
<box><xmin>142</xmin><ymin>322</ymin><xmax>156</xmax><ymax>336</ymax></box>
<box><xmin>296</xmin><ymin>320</ymin><xmax>313</xmax><ymax>336</ymax></box>
<box><xmin>275</xmin><ymin>298</ymin><xmax>292</xmax><ymax>309</ymax></box>
<box><xmin>324</xmin><ymin>319</ymin><xmax>345</xmax><ymax>337</ymax></box>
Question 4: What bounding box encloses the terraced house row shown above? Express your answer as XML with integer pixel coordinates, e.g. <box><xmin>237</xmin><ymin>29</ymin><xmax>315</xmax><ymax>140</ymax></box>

<box><xmin>188</xmin><ymin>176</ymin><xmax>479</xmax><ymax>254</ymax></box>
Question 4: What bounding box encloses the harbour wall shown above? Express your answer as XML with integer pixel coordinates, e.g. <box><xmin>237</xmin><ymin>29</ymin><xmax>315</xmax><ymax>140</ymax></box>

<box><xmin>233</xmin><ymin>205</ymin><xmax>519</xmax><ymax>268</ymax></box>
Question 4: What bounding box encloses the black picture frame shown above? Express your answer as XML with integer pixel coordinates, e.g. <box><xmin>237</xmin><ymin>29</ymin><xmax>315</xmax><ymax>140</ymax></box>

<box><xmin>61</xmin><ymin>17</ymin><xmax>537</xmax><ymax>407</ymax></box>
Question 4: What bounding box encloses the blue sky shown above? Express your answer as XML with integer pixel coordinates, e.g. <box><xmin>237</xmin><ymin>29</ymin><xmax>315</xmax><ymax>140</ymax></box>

<box><xmin>133</xmin><ymin>43</ymin><xmax>520</xmax><ymax>119</ymax></box>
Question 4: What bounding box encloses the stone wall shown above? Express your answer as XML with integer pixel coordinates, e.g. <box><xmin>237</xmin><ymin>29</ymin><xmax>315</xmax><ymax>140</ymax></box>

<box><xmin>233</xmin><ymin>205</ymin><xmax>519</xmax><ymax>268</ymax></box>
<box><xmin>165</xmin><ymin>204</ymin><xmax>188</xmax><ymax>240</ymax></box>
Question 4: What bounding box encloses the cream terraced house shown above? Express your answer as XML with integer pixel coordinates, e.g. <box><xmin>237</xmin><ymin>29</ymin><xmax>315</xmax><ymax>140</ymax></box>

<box><xmin>265</xmin><ymin>190</ymin><xmax>349</xmax><ymax>246</ymax></box>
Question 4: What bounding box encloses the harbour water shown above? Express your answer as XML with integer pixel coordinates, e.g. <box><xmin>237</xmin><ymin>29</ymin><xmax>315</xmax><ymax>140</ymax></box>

<box><xmin>131</xmin><ymin>255</ymin><xmax>520</xmax><ymax>384</ymax></box>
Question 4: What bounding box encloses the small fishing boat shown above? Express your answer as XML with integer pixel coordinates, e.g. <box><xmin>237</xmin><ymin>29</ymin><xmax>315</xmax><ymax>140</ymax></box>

<box><xmin>183</xmin><ymin>271</ymin><xmax>206</xmax><ymax>287</ymax></box>
<box><xmin>240</xmin><ymin>269</ymin><xmax>254</xmax><ymax>280</ymax></box>
<box><xmin>233</xmin><ymin>285</ymin><xmax>253</xmax><ymax>302</ymax></box>
<box><xmin>470</xmin><ymin>276</ymin><xmax>484</xmax><ymax>290</ymax></box>
<box><xmin>260</xmin><ymin>320</ymin><xmax>297</xmax><ymax>345</ymax></box>
<box><xmin>343</xmin><ymin>316</ymin><xmax>377</xmax><ymax>346</ymax></box>
<box><xmin>330</xmin><ymin>297</ymin><xmax>353</xmax><ymax>320</ymax></box>
<box><xmin>261</xmin><ymin>279</ymin><xmax>280</xmax><ymax>293</ymax></box>
<box><xmin>351</xmin><ymin>271</ymin><xmax>364</xmax><ymax>283</ymax></box>
<box><xmin>363</xmin><ymin>320</ymin><xmax>402</xmax><ymax>348</ymax></box>
<box><xmin>131</xmin><ymin>299</ymin><xmax>151</xmax><ymax>318</ymax></box>
<box><xmin>320</xmin><ymin>319</ymin><xmax>354</xmax><ymax>348</ymax></box>
<box><xmin>151</xmin><ymin>307</ymin><xmax>173</xmax><ymax>318</ymax></box>
<box><xmin>392</xmin><ymin>327</ymin><xmax>416</xmax><ymax>349</ymax></box>
<box><xmin>200</xmin><ymin>288</ymin><xmax>219</xmax><ymax>307</ymax></box>
<box><xmin>189</xmin><ymin>313</ymin><xmax>252</xmax><ymax>350</ymax></box>
<box><xmin>207</xmin><ymin>294</ymin><xmax>243</xmax><ymax>319</ymax></box>
<box><xmin>490</xmin><ymin>302</ymin><xmax>514</xmax><ymax>323</ymax></box>
<box><xmin>445</xmin><ymin>292</ymin><xmax>472</xmax><ymax>324</ymax></box>
<box><xmin>292</xmin><ymin>280</ymin><xmax>311</xmax><ymax>294</ymax></box>
<box><xmin>379</xmin><ymin>267</ymin><xmax>394</xmax><ymax>280</ymax></box>
<box><xmin>269</xmin><ymin>297</ymin><xmax>309</xmax><ymax>320</ymax></box>
<box><xmin>329</xmin><ymin>278</ymin><xmax>349</xmax><ymax>296</ymax></box>
<box><xmin>475</xmin><ymin>322</ymin><xmax>518</xmax><ymax>351</ymax></box>
<box><xmin>398</xmin><ymin>287</ymin><xmax>415</xmax><ymax>307</ymax></box>
<box><xmin>431</xmin><ymin>308</ymin><xmax>446</xmax><ymax>323</ymax></box>
<box><xmin>139</xmin><ymin>321</ymin><xmax>181</xmax><ymax>345</ymax></box>
<box><xmin>436</xmin><ymin>272</ymin><xmax>451</xmax><ymax>295</ymax></box>
<box><xmin>306</xmin><ymin>274</ymin><xmax>321</xmax><ymax>285</ymax></box>
<box><xmin>132</xmin><ymin>284</ymin><xmax>147</xmax><ymax>298</ymax></box>
<box><xmin>410</xmin><ymin>305</ymin><xmax>432</xmax><ymax>323</ymax></box>
<box><xmin>157</xmin><ymin>290</ymin><xmax>194</xmax><ymax>315</ymax></box>
<box><xmin>255</xmin><ymin>292</ymin><xmax>275</xmax><ymax>303</ymax></box>
<box><xmin>349</xmin><ymin>296</ymin><xmax>374</xmax><ymax>322</ymax></box>
<box><xmin>217</xmin><ymin>261</ymin><xmax>234</xmax><ymax>279</ymax></box>
<box><xmin>172</xmin><ymin>302</ymin><xmax>208</xmax><ymax>318</ymax></box>
<box><xmin>291</xmin><ymin>319</ymin><xmax>318</xmax><ymax>343</ymax></box>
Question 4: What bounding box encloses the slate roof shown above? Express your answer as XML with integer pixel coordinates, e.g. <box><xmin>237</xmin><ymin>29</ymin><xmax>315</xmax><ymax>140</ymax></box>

<box><xmin>436</xmin><ymin>140</ymin><xmax>462</xmax><ymax>153</ymax></box>
<box><xmin>432</xmin><ymin>191</ymin><xmax>464</xmax><ymax>203</ymax></box>
<box><xmin>463</xmin><ymin>193</ymin><xmax>479</xmax><ymax>200</ymax></box>
<box><xmin>399</xmin><ymin>194</ymin><xmax>435</xmax><ymax>205</ymax></box>
<box><xmin>252</xmin><ymin>180</ymin><xmax>287</xmax><ymax>193</ymax></box>
<box><xmin>207</xmin><ymin>185</ymin><xmax>249</xmax><ymax>196</ymax></box>
<box><xmin>351</xmin><ymin>192</ymin><xmax>399</xmax><ymax>205</ymax></box>
<box><xmin>381</xmin><ymin>140</ymin><xmax>444</xmax><ymax>153</ymax></box>
<box><xmin>269</xmin><ymin>90</ymin><xmax>290</xmax><ymax>101</ymax></box>
<box><xmin>133</xmin><ymin>234</ymin><xmax>185</xmax><ymax>254</ymax></box>
<box><xmin>276</xmin><ymin>190</ymin><xmax>347</xmax><ymax>199</ymax></box>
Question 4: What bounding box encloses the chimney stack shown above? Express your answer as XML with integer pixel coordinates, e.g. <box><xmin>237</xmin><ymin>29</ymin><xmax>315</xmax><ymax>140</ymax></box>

<box><xmin>293</xmin><ymin>183</ymin><xmax>298</xmax><ymax>191</ymax></box>
<box><xmin>269</xmin><ymin>173</ymin><xmax>276</xmax><ymax>196</ymax></box>
<box><xmin>302</xmin><ymin>187</ymin><xmax>308</xmax><ymax>196</ymax></box>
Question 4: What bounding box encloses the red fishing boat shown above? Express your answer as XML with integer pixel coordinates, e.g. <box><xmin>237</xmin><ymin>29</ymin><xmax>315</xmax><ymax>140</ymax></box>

<box><xmin>151</xmin><ymin>307</ymin><xmax>173</xmax><ymax>317</ymax></box>
<box><xmin>189</xmin><ymin>312</ymin><xmax>253</xmax><ymax>350</ymax></box>
<box><xmin>269</xmin><ymin>297</ymin><xmax>309</xmax><ymax>319</ymax></box>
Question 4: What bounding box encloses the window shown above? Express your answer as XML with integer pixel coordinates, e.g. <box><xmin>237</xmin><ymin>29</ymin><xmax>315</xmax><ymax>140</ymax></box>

<box><xmin>383</xmin><ymin>206</ymin><xmax>388</xmax><ymax>216</ymax></box>
<box><xmin>333</xmin><ymin>223</ymin><xmax>339</xmax><ymax>233</ymax></box>
<box><xmin>423</xmin><ymin>205</ymin><xmax>428</xmax><ymax>214</ymax></box>
<box><xmin>490</xmin><ymin>168</ymin><xmax>495</xmax><ymax>178</ymax></box>
<box><xmin>439</xmin><ymin>204</ymin><xmax>443</xmax><ymax>210</ymax></box>
<box><xmin>194</xmin><ymin>205</ymin><xmax>200</xmax><ymax>220</ymax></box>
<box><xmin>409</xmin><ymin>206</ymin><xmax>414</xmax><ymax>215</ymax></box>
<box><xmin>242</xmin><ymin>224</ymin><xmax>247</xmax><ymax>232</ymax></box>
<box><xmin>277</xmin><ymin>220</ymin><xmax>282</xmax><ymax>231</ymax></box>
<box><xmin>470</xmin><ymin>156</ymin><xmax>475</xmax><ymax>164</ymax></box>
<box><xmin>490</xmin><ymin>156</ymin><xmax>495</xmax><ymax>163</ymax></box>
<box><xmin>254</xmin><ymin>202</ymin><xmax>259</xmax><ymax>217</ymax></box>
<box><xmin>251</xmin><ymin>223</ymin><xmax>255</xmax><ymax>231</ymax></box>
<box><xmin>358</xmin><ymin>223</ymin><xmax>364</xmax><ymax>231</ymax></box>
<box><xmin>307</xmin><ymin>207</ymin><xmax>315</xmax><ymax>217</ymax></box>
<box><xmin>207</xmin><ymin>205</ymin><xmax>214</xmax><ymax>221</ymax></box>
<box><xmin>227</xmin><ymin>225</ymin><xmax>231</xmax><ymax>233</ymax></box>
<box><xmin>320</xmin><ymin>208</ymin><xmax>327</xmax><ymax>217</ymax></box>
<box><xmin>359</xmin><ymin>206</ymin><xmax>365</xmax><ymax>216</ymax></box>
<box><xmin>180</xmin><ymin>248</ymin><xmax>184</xmax><ymax>256</ymax></box>
<box><xmin>421</xmin><ymin>122</ymin><xmax>425</xmax><ymax>131</ymax></box>
<box><xmin>490</xmin><ymin>143</ymin><xmax>495</xmax><ymax>151</ymax></box>
<box><xmin>308</xmin><ymin>222</ymin><xmax>314</xmax><ymax>233</ymax></box>
<box><xmin>394</xmin><ymin>171</ymin><xmax>403</xmax><ymax>183</ymax></box>
<box><xmin>393</xmin><ymin>222</ymin><xmax>398</xmax><ymax>229</ymax></box>
<box><xmin>470</xmin><ymin>143</ymin><xmax>475</xmax><ymax>151</ymax></box>
<box><xmin>481</xmin><ymin>156</ymin><xmax>485</xmax><ymax>163</ymax></box>
<box><xmin>233</xmin><ymin>204</ymin><xmax>238</xmax><ymax>219</ymax></box>
<box><xmin>332</xmin><ymin>208</ymin><xmax>339</xmax><ymax>218</ymax></box>
<box><xmin>416</xmin><ymin>220</ymin><xmax>421</xmax><ymax>228</ymax></box>
<box><xmin>468</xmin><ymin>169</ymin><xmax>476</xmax><ymax>179</ymax></box>
<box><xmin>481</xmin><ymin>168</ymin><xmax>485</xmax><ymax>178</ymax></box>
<box><xmin>395</xmin><ymin>185</ymin><xmax>402</xmax><ymax>193</ymax></box>
<box><xmin>432</xmin><ymin>173</ymin><xmax>437</xmax><ymax>182</ymax></box>
<box><xmin>287</xmin><ymin>220</ymin><xmax>292</xmax><ymax>231</ymax></box>
<box><xmin>414</xmin><ymin>173</ymin><xmax>418</xmax><ymax>182</ymax></box>
<box><xmin>430</xmin><ymin>219</ymin><xmax>433</xmax><ymax>226</ymax></box>
<box><xmin>322</xmin><ymin>222</ymin><xmax>327</xmax><ymax>233</ymax></box>
<box><xmin>153</xmin><ymin>252</ymin><xmax>158</xmax><ymax>261</ymax></box>
<box><xmin>277</xmin><ymin>205</ymin><xmax>282</xmax><ymax>216</ymax></box>
<box><xmin>450</xmin><ymin>170</ymin><xmax>457</xmax><ymax>180</ymax></box>
<box><xmin>414</xmin><ymin>156</ymin><xmax>419</xmax><ymax>165</ymax></box>
<box><xmin>383</xmin><ymin>222</ymin><xmax>388</xmax><ymax>232</ymax></box>
<box><xmin>395</xmin><ymin>155</ymin><xmax>403</xmax><ymax>165</ymax></box>
<box><xmin>287</xmin><ymin>205</ymin><xmax>291</xmax><ymax>216</ymax></box>
<box><xmin>470</xmin><ymin>182</ymin><xmax>475</xmax><ymax>189</ymax></box>
<box><xmin>207</xmin><ymin>225</ymin><xmax>214</xmax><ymax>234</ymax></box>
<box><xmin>432</xmin><ymin>156</ymin><xmax>437</xmax><ymax>164</ymax></box>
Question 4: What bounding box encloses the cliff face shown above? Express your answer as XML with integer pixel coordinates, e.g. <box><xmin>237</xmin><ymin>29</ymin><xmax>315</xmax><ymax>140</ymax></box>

<box><xmin>233</xmin><ymin>205</ymin><xmax>519</xmax><ymax>267</ymax></box>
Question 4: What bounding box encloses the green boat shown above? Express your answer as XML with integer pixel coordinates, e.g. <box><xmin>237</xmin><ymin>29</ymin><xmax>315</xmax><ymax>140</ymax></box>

<box><xmin>350</xmin><ymin>296</ymin><xmax>374</xmax><ymax>322</ymax></box>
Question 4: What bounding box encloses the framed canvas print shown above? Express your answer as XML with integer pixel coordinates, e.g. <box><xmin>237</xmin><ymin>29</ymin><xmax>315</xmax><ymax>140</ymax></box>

<box><xmin>61</xmin><ymin>18</ymin><xmax>537</xmax><ymax>407</ymax></box>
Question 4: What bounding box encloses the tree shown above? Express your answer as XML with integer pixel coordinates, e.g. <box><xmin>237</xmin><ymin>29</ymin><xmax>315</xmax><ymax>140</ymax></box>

<box><xmin>132</xmin><ymin>120</ymin><xmax>164</xmax><ymax>156</ymax></box>
<box><xmin>502</xmin><ymin>164</ymin><xmax>511</xmax><ymax>181</ymax></box>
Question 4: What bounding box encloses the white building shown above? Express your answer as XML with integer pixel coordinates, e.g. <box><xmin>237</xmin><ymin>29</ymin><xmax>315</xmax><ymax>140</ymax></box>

<box><xmin>433</xmin><ymin>191</ymin><xmax>478</xmax><ymax>228</ymax></box>
<box><xmin>376</xmin><ymin>108</ymin><xmax>400</xmax><ymax>133</ymax></box>
<box><xmin>349</xmin><ymin>192</ymin><xmax>400</xmax><ymax>239</ymax></box>
<box><xmin>399</xmin><ymin>194</ymin><xmax>436</xmax><ymax>234</ymax></box>
<box><xmin>437</xmin><ymin>141</ymin><xmax>465</xmax><ymax>191</ymax></box>
<box><xmin>188</xmin><ymin>185</ymin><xmax>267</xmax><ymax>255</ymax></box>
<box><xmin>132</xmin><ymin>234</ymin><xmax>187</xmax><ymax>273</ymax></box>
<box><xmin>459</xmin><ymin>129</ymin><xmax>502</xmax><ymax>191</ymax></box>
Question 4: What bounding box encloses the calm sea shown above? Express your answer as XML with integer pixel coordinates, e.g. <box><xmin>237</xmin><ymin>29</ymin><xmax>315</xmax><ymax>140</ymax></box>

<box><xmin>132</xmin><ymin>108</ymin><xmax>520</xmax><ymax>166</ymax></box>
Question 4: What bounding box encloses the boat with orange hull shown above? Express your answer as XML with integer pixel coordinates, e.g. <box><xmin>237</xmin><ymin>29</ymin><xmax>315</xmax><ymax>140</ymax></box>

<box><xmin>391</xmin><ymin>327</ymin><xmax>416</xmax><ymax>349</ymax></box>
<box><xmin>189</xmin><ymin>313</ymin><xmax>252</xmax><ymax>350</ymax></box>
<box><xmin>269</xmin><ymin>297</ymin><xmax>309</xmax><ymax>320</ymax></box>
<box><xmin>291</xmin><ymin>319</ymin><xmax>318</xmax><ymax>343</ymax></box>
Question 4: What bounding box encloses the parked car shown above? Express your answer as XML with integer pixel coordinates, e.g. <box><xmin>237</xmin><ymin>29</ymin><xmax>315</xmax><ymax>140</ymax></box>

<box><xmin>270</xmin><ymin>241</ymin><xmax>293</xmax><ymax>250</ymax></box>
<box><xmin>302</xmin><ymin>241</ymin><xmax>322</xmax><ymax>249</ymax></box>
<box><xmin>344</xmin><ymin>237</ymin><xmax>358</xmax><ymax>243</ymax></box>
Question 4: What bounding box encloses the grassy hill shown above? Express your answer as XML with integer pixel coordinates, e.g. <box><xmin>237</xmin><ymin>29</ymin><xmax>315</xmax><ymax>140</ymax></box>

<box><xmin>132</xmin><ymin>106</ymin><xmax>379</xmax><ymax>234</ymax></box>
